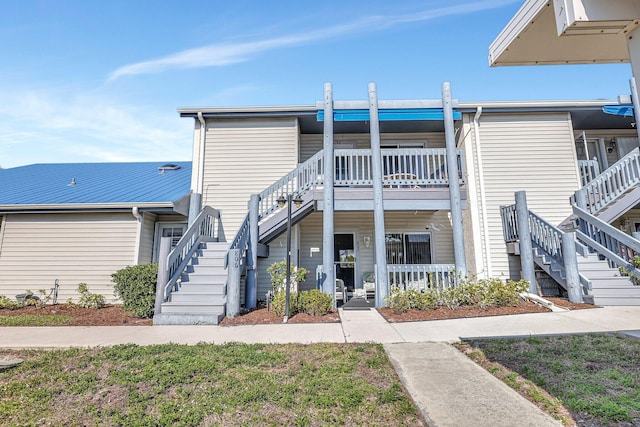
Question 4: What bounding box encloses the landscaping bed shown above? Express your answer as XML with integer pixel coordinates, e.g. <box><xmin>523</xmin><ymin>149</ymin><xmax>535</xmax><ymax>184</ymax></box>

<box><xmin>0</xmin><ymin>304</ymin><xmax>152</xmax><ymax>326</ymax></box>
<box><xmin>221</xmin><ymin>306</ymin><xmax>340</xmax><ymax>326</ymax></box>
<box><xmin>379</xmin><ymin>300</ymin><xmax>551</xmax><ymax>322</ymax></box>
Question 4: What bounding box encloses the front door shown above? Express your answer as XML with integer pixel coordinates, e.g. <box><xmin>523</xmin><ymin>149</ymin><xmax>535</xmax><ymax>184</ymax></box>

<box><xmin>334</xmin><ymin>233</ymin><xmax>356</xmax><ymax>292</ymax></box>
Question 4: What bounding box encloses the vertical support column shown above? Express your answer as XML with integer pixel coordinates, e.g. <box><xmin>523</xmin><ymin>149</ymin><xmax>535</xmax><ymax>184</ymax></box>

<box><xmin>368</xmin><ymin>82</ymin><xmax>388</xmax><ymax>308</ymax></box>
<box><xmin>629</xmin><ymin>77</ymin><xmax>640</xmax><ymax>143</ymax></box>
<box><xmin>442</xmin><ymin>82</ymin><xmax>467</xmax><ymax>277</ymax></box>
<box><xmin>188</xmin><ymin>192</ymin><xmax>202</xmax><ymax>227</ymax></box>
<box><xmin>245</xmin><ymin>194</ymin><xmax>259</xmax><ymax>309</ymax></box>
<box><xmin>154</xmin><ymin>237</ymin><xmax>171</xmax><ymax>316</ymax></box>
<box><xmin>562</xmin><ymin>232</ymin><xmax>583</xmax><ymax>303</ymax></box>
<box><xmin>515</xmin><ymin>191</ymin><xmax>537</xmax><ymax>294</ymax></box>
<box><xmin>227</xmin><ymin>249</ymin><xmax>241</xmax><ymax>317</ymax></box>
<box><xmin>322</xmin><ymin>83</ymin><xmax>336</xmax><ymax>299</ymax></box>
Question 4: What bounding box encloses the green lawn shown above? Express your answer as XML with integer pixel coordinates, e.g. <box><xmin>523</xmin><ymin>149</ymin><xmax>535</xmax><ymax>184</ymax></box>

<box><xmin>0</xmin><ymin>343</ymin><xmax>422</xmax><ymax>426</ymax></box>
<box><xmin>467</xmin><ymin>334</ymin><xmax>640</xmax><ymax>426</ymax></box>
<box><xmin>0</xmin><ymin>314</ymin><xmax>73</xmax><ymax>326</ymax></box>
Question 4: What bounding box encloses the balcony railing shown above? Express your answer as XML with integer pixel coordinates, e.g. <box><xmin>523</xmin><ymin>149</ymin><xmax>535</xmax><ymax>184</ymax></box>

<box><xmin>258</xmin><ymin>148</ymin><xmax>465</xmax><ymax>220</ymax></box>
<box><xmin>577</xmin><ymin>159</ymin><xmax>600</xmax><ymax>187</ymax></box>
<box><xmin>387</xmin><ymin>264</ymin><xmax>457</xmax><ymax>291</ymax></box>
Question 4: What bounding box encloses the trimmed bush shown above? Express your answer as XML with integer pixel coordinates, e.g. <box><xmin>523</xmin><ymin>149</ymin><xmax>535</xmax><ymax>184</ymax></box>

<box><xmin>0</xmin><ymin>295</ymin><xmax>21</xmax><ymax>310</ymax></box>
<box><xmin>298</xmin><ymin>289</ymin><xmax>333</xmax><ymax>316</ymax></box>
<box><xmin>386</xmin><ymin>288</ymin><xmax>438</xmax><ymax>314</ymax></box>
<box><xmin>111</xmin><ymin>263</ymin><xmax>158</xmax><ymax>318</ymax></box>
<box><xmin>76</xmin><ymin>283</ymin><xmax>106</xmax><ymax>309</ymax></box>
<box><xmin>271</xmin><ymin>290</ymin><xmax>299</xmax><ymax>317</ymax></box>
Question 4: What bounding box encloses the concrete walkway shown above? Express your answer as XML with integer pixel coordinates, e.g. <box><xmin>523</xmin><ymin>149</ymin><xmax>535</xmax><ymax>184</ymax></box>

<box><xmin>1</xmin><ymin>306</ymin><xmax>639</xmax><ymax>426</ymax></box>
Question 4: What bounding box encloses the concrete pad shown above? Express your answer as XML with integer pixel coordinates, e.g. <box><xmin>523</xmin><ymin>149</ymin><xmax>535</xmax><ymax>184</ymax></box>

<box><xmin>385</xmin><ymin>342</ymin><xmax>562</xmax><ymax>427</ymax></box>
<box><xmin>338</xmin><ymin>308</ymin><xmax>404</xmax><ymax>343</ymax></box>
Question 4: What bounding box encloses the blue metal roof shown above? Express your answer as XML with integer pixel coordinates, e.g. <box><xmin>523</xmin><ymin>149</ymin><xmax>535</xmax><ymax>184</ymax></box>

<box><xmin>0</xmin><ymin>162</ymin><xmax>192</xmax><ymax>206</ymax></box>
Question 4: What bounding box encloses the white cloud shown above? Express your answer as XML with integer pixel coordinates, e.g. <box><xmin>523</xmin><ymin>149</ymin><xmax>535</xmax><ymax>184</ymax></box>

<box><xmin>0</xmin><ymin>90</ymin><xmax>192</xmax><ymax>168</ymax></box>
<box><xmin>108</xmin><ymin>0</ymin><xmax>519</xmax><ymax>80</ymax></box>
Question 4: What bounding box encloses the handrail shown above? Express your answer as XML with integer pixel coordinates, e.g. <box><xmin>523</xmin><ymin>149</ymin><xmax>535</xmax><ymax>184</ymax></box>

<box><xmin>387</xmin><ymin>264</ymin><xmax>456</xmax><ymax>291</ymax></box>
<box><xmin>573</xmin><ymin>204</ymin><xmax>640</xmax><ymax>275</ymax></box>
<box><xmin>163</xmin><ymin>205</ymin><xmax>223</xmax><ymax>300</ymax></box>
<box><xmin>573</xmin><ymin>148</ymin><xmax>640</xmax><ymax>214</ymax></box>
<box><xmin>577</xmin><ymin>159</ymin><xmax>600</xmax><ymax>187</ymax></box>
<box><xmin>258</xmin><ymin>150</ymin><xmax>324</xmax><ymax>219</ymax></box>
<box><xmin>226</xmin><ymin>213</ymin><xmax>250</xmax><ymax>269</ymax></box>
<box><xmin>500</xmin><ymin>204</ymin><xmax>518</xmax><ymax>242</ymax></box>
<box><xmin>529</xmin><ymin>210</ymin><xmax>563</xmax><ymax>265</ymax></box>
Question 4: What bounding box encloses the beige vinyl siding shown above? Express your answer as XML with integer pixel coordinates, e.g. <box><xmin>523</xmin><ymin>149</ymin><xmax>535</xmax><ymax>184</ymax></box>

<box><xmin>478</xmin><ymin>113</ymin><xmax>580</xmax><ymax>279</ymax></box>
<box><xmin>137</xmin><ymin>212</ymin><xmax>157</xmax><ymax>264</ymax></box>
<box><xmin>299</xmin><ymin>132</ymin><xmax>446</xmax><ymax>162</ymax></box>
<box><xmin>0</xmin><ymin>213</ymin><xmax>138</xmax><ymax>302</ymax></box>
<box><xmin>255</xmin><ymin>211</ymin><xmax>454</xmax><ymax>299</ymax></box>
<box><xmin>201</xmin><ymin>118</ymin><xmax>299</xmax><ymax>237</ymax></box>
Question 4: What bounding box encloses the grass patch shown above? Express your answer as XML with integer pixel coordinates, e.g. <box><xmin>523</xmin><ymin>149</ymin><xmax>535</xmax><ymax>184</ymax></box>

<box><xmin>0</xmin><ymin>314</ymin><xmax>73</xmax><ymax>326</ymax></box>
<box><xmin>461</xmin><ymin>334</ymin><xmax>640</xmax><ymax>427</ymax></box>
<box><xmin>0</xmin><ymin>343</ymin><xmax>423</xmax><ymax>426</ymax></box>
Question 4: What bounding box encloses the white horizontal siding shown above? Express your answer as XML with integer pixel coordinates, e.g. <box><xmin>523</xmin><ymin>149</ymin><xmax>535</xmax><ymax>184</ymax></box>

<box><xmin>478</xmin><ymin>113</ymin><xmax>579</xmax><ymax>279</ymax></box>
<box><xmin>0</xmin><ymin>213</ymin><xmax>139</xmax><ymax>303</ymax></box>
<box><xmin>299</xmin><ymin>132</ymin><xmax>445</xmax><ymax>162</ymax></box>
<box><xmin>201</xmin><ymin>118</ymin><xmax>299</xmax><ymax>238</ymax></box>
<box><xmin>255</xmin><ymin>210</ymin><xmax>454</xmax><ymax>299</ymax></box>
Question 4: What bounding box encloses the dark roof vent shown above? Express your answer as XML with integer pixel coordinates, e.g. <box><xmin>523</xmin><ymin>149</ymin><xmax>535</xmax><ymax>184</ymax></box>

<box><xmin>158</xmin><ymin>164</ymin><xmax>182</xmax><ymax>174</ymax></box>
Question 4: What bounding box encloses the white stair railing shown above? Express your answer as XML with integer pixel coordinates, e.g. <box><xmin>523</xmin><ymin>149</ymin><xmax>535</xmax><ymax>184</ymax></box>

<box><xmin>573</xmin><ymin>148</ymin><xmax>640</xmax><ymax>214</ymax></box>
<box><xmin>163</xmin><ymin>206</ymin><xmax>224</xmax><ymax>300</ymax></box>
<box><xmin>577</xmin><ymin>159</ymin><xmax>600</xmax><ymax>187</ymax></box>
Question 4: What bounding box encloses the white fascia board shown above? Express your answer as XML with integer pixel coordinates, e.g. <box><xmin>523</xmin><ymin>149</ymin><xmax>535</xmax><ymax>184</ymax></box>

<box><xmin>489</xmin><ymin>0</ymin><xmax>633</xmax><ymax>66</ymax></box>
<box><xmin>489</xmin><ymin>0</ymin><xmax>550</xmax><ymax>66</ymax></box>
<box><xmin>178</xmin><ymin>105</ymin><xmax>316</xmax><ymax>115</ymax></box>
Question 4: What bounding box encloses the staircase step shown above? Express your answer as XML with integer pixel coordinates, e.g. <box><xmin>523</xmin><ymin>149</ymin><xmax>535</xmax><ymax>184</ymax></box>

<box><xmin>579</xmin><ymin>269</ymin><xmax>625</xmax><ymax>279</ymax></box>
<box><xmin>592</xmin><ymin>296</ymin><xmax>640</xmax><ymax>306</ymax></box>
<box><xmin>171</xmin><ymin>293</ymin><xmax>226</xmax><ymax>304</ymax></box>
<box><xmin>160</xmin><ymin>301</ymin><xmax>226</xmax><ymax>314</ymax></box>
<box><xmin>587</xmin><ymin>277</ymin><xmax>634</xmax><ymax>287</ymax></box>
<box><xmin>153</xmin><ymin>312</ymin><xmax>225</xmax><ymax>325</ymax></box>
<box><xmin>186</xmin><ymin>265</ymin><xmax>227</xmax><ymax>275</ymax></box>
<box><xmin>176</xmin><ymin>283</ymin><xmax>227</xmax><ymax>293</ymax></box>
<box><xmin>181</xmin><ymin>274</ymin><xmax>227</xmax><ymax>285</ymax></box>
<box><xmin>191</xmin><ymin>256</ymin><xmax>226</xmax><ymax>267</ymax></box>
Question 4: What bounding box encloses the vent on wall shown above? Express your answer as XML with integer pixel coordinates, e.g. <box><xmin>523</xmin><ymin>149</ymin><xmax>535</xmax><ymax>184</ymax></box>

<box><xmin>158</xmin><ymin>164</ymin><xmax>182</xmax><ymax>174</ymax></box>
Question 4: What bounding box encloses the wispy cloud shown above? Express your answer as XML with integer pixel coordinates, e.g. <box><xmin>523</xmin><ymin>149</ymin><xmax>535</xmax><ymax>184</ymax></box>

<box><xmin>108</xmin><ymin>0</ymin><xmax>518</xmax><ymax>81</ymax></box>
<box><xmin>0</xmin><ymin>89</ymin><xmax>192</xmax><ymax>168</ymax></box>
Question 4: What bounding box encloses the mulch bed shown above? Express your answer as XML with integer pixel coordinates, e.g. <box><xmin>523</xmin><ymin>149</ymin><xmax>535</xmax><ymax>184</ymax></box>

<box><xmin>220</xmin><ymin>307</ymin><xmax>340</xmax><ymax>326</ymax></box>
<box><xmin>378</xmin><ymin>301</ymin><xmax>552</xmax><ymax>323</ymax></box>
<box><xmin>0</xmin><ymin>304</ymin><xmax>152</xmax><ymax>326</ymax></box>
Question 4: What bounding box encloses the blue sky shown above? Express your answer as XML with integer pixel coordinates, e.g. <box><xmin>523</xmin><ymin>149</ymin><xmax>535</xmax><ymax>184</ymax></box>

<box><xmin>0</xmin><ymin>0</ymin><xmax>632</xmax><ymax>168</ymax></box>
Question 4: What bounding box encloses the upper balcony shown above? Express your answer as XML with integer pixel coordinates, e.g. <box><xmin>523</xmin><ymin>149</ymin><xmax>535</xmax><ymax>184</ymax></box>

<box><xmin>258</xmin><ymin>147</ymin><xmax>466</xmax><ymax>222</ymax></box>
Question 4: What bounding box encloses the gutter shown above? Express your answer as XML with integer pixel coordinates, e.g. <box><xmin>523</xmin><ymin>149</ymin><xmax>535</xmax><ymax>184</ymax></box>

<box><xmin>195</xmin><ymin>112</ymin><xmax>206</xmax><ymax>194</ymax></box>
<box><xmin>473</xmin><ymin>107</ymin><xmax>492</xmax><ymax>277</ymax></box>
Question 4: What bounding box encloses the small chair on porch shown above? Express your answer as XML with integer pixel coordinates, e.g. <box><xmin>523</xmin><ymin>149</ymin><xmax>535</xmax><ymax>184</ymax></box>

<box><xmin>362</xmin><ymin>272</ymin><xmax>375</xmax><ymax>299</ymax></box>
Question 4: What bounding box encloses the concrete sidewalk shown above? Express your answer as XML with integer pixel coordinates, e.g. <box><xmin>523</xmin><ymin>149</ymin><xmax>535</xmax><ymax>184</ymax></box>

<box><xmin>1</xmin><ymin>306</ymin><xmax>638</xmax><ymax>427</ymax></box>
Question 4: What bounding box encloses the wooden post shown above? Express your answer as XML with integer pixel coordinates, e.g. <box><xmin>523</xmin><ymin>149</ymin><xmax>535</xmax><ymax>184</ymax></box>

<box><xmin>245</xmin><ymin>194</ymin><xmax>259</xmax><ymax>309</ymax></box>
<box><xmin>562</xmin><ymin>232</ymin><xmax>583</xmax><ymax>303</ymax></box>
<box><xmin>154</xmin><ymin>237</ymin><xmax>171</xmax><ymax>315</ymax></box>
<box><xmin>442</xmin><ymin>82</ymin><xmax>467</xmax><ymax>277</ymax></box>
<box><xmin>515</xmin><ymin>191</ymin><xmax>537</xmax><ymax>294</ymax></box>
<box><xmin>368</xmin><ymin>82</ymin><xmax>388</xmax><ymax>308</ymax></box>
<box><xmin>322</xmin><ymin>82</ymin><xmax>336</xmax><ymax>300</ymax></box>
<box><xmin>227</xmin><ymin>248</ymin><xmax>241</xmax><ymax>317</ymax></box>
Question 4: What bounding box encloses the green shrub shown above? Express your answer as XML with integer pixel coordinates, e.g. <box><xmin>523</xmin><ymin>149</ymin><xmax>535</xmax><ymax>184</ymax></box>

<box><xmin>76</xmin><ymin>283</ymin><xmax>106</xmax><ymax>309</ymax></box>
<box><xmin>385</xmin><ymin>288</ymin><xmax>438</xmax><ymax>314</ymax></box>
<box><xmin>267</xmin><ymin>261</ymin><xmax>308</xmax><ymax>292</ymax></box>
<box><xmin>111</xmin><ymin>263</ymin><xmax>158</xmax><ymax>318</ymax></box>
<box><xmin>298</xmin><ymin>289</ymin><xmax>333</xmax><ymax>316</ymax></box>
<box><xmin>490</xmin><ymin>279</ymin><xmax>528</xmax><ymax>306</ymax></box>
<box><xmin>271</xmin><ymin>290</ymin><xmax>299</xmax><ymax>317</ymax></box>
<box><xmin>0</xmin><ymin>295</ymin><xmax>21</xmax><ymax>310</ymax></box>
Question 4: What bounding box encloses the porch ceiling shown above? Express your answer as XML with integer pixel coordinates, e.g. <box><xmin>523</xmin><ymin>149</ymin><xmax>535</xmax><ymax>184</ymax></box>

<box><xmin>489</xmin><ymin>0</ymin><xmax>633</xmax><ymax>67</ymax></box>
<box><xmin>297</xmin><ymin>115</ymin><xmax>446</xmax><ymax>134</ymax></box>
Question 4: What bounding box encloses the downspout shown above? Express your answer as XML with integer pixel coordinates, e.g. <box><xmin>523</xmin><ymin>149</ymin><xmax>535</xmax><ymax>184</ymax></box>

<box><xmin>132</xmin><ymin>207</ymin><xmax>143</xmax><ymax>265</ymax></box>
<box><xmin>188</xmin><ymin>112</ymin><xmax>206</xmax><ymax>226</ymax></box>
<box><xmin>473</xmin><ymin>106</ymin><xmax>492</xmax><ymax>277</ymax></box>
